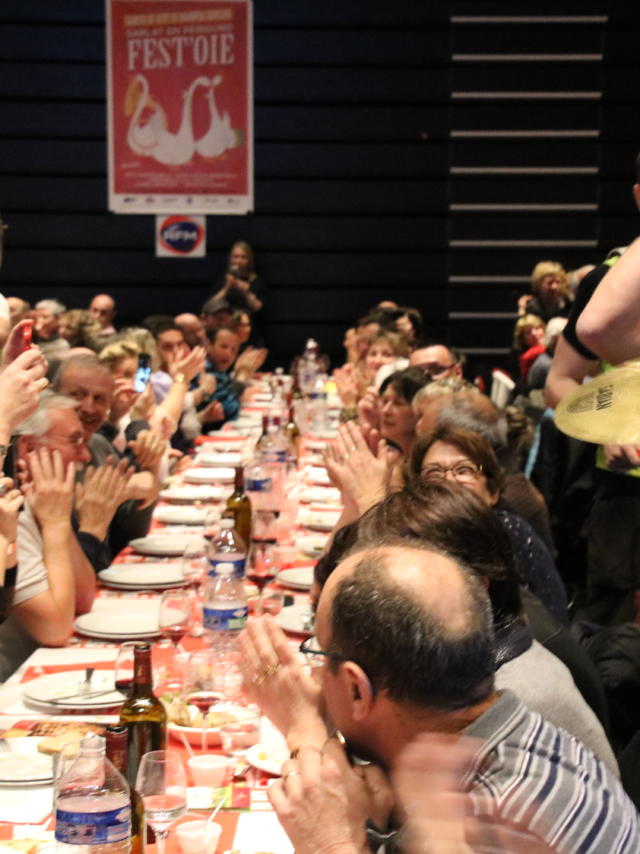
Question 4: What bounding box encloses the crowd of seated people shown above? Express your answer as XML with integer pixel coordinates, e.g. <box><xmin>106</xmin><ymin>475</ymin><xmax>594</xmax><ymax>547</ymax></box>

<box><xmin>0</xmin><ymin>240</ymin><xmax>270</xmax><ymax>678</ymax></box>
<box><xmin>0</xmin><ymin>228</ymin><xmax>639</xmax><ymax>850</ymax></box>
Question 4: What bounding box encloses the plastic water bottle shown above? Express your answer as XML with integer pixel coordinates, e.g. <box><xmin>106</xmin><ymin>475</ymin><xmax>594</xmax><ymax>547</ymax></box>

<box><xmin>55</xmin><ymin>733</ymin><xmax>131</xmax><ymax>854</ymax></box>
<box><xmin>245</xmin><ymin>452</ymin><xmax>278</xmax><ymax>513</ymax></box>
<box><xmin>202</xmin><ymin>561</ymin><xmax>248</xmax><ymax>697</ymax></box>
<box><xmin>206</xmin><ymin>518</ymin><xmax>247</xmax><ymax>579</ymax></box>
<box><xmin>298</xmin><ymin>338</ymin><xmax>319</xmax><ymax>396</ymax></box>
<box><xmin>309</xmin><ymin>373</ymin><xmax>329</xmax><ymax>433</ymax></box>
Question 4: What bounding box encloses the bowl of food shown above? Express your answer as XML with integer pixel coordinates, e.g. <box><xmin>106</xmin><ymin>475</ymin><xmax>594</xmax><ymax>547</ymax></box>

<box><xmin>164</xmin><ymin>696</ymin><xmax>255</xmax><ymax>748</ymax></box>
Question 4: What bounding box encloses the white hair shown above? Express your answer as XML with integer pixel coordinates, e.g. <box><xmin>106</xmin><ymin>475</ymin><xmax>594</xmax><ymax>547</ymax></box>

<box><xmin>35</xmin><ymin>299</ymin><xmax>66</xmax><ymax>316</ymax></box>
<box><xmin>14</xmin><ymin>391</ymin><xmax>77</xmax><ymax>438</ymax></box>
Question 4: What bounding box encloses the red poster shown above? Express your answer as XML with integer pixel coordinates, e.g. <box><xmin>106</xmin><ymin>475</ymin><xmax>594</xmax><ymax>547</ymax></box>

<box><xmin>107</xmin><ymin>0</ymin><xmax>253</xmax><ymax>214</ymax></box>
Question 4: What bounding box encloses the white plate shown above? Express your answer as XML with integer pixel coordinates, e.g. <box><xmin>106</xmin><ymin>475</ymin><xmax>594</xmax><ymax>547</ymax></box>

<box><xmin>276</xmin><ymin>604</ymin><xmax>315</xmax><ymax>637</ymax></box>
<box><xmin>183</xmin><ymin>467</ymin><xmax>235</xmax><ymax>484</ymax></box>
<box><xmin>23</xmin><ymin>672</ymin><xmax>124</xmax><ymax>709</ymax></box>
<box><xmin>0</xmin><ymin>738</ymin><xmax>53</xmax><ymax>785</ymax></box>
<box><xmin>204</xmin><ymin>433</ymin><xmax>247</xmax><ymax>447</ymax></box>
<box><xmin>296</xmin><ymin>533</ymin><xmax>329</xmax><ymax>558</ymax></box>
<box><xmin>99</xmin><ymin>562</ymin><xmax>186</xmax><ymax>590</ymax></box>
<box><xmin>245</xmin><ymin>742</ymin><xmax>290</xmax><ymax>777</ymax></box>
<box><xmin>195</xmin><ymin>452</ymin><xmax>242</xmax><ymax>468</ymax></box>
<box><xmin>299</xmin><ymin>487</ymin><xmax>341</xmax><ymax>504</ymax></box>
<box><xmin>299</xmin><ymin>510</ymin><xmax>341</xmax><ymax>532</ymax></box>
<box><xmin>74</xmin><ymin>600</ymin><xmax>160</xmax><ymax>639</ymax></box>
<box><xmin>129</xmin><ymin>535</ymin><xmax>205</xmax><ymax>557</ymax></box>
<box><xmin>277</xmin><ymin>566</ymin><xmax>314</xmax><ymax>591</ymax></box>
<box><xmin>305</xmin><ymin>466</ymin><xmax>331</xmax><ymax>487</ymax></box>
<box><xmin>154</xmin><ymin>506</ymin><xmax>208</xmax><ymax>526</ymax></box>
<box><xmin>159</xmin><ymin>485</ymin><xmax>227</xmax><ymax>504</ymax></box>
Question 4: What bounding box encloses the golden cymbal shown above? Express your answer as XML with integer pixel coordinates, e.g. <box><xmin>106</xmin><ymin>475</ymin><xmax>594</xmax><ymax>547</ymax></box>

<box><xmin>555</xmin><ymin>362</ymin><xmax>640</xmax><ymax>444</ymax></box>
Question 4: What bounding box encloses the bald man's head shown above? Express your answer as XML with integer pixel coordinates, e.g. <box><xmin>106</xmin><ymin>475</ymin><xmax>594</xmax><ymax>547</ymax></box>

<box><xmin>315</xmin><ymin>544</ymin><xmax>495</xmax><ymax>712</ymax></box>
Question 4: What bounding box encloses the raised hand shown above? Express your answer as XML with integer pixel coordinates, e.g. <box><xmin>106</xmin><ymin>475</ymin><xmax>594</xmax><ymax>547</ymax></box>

<box><xmin>128</xmin><ymin>429</ymin><xmax>165</xmax><ymax>473</ymax></box>
<box><xmin>168</xmin><ymin>345</ymin><xmax>205</xmax><ymax>383</ymax></box>
<box><xmin>75</xmin><ymin>457</ymin><xmax>133</xmax><ymax>541</ymax></box>
<box><xmin>357</xmin><ymin>386</ymin><xmax>381</xmax><ymax>432</ymax></box>
<box><xmin>109</xmin><ymin>377</ymin><xmax>138</xmax><ymax>424</ymax></box>
<box><xmin>0</xmin><ymin>346</ymin><xmax>48</xmax><ymax>436</ymax></box>
<box><xmin>197</xmin><ymin>399</ymin><xmax>224</xmax><ymax>425</ymax></box>
<box><xmin>324</xmin><ymin>421</ymin><xmax>392</xmax><ymax>517</ymax></box>
<box><xmin>0</xmin><ymin>477</ymin><xmax>23</xmax><ymax>543</ymax></box>
<box><xmin>239</xmin><ymin>615</ymin><xmax>326</xmax><ymax>749</ymax></box>
<box><xmin>24</xmin><ymin>448</ymin><xmax>75</xmax><ymax>528</ymax></box>
<box><xmin>269</xmin><ymin>741</ymin><xmax>388</xmax><ymax>854</ymax></box>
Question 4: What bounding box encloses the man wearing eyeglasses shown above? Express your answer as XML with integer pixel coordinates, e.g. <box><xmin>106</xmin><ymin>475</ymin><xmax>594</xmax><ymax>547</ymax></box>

<box><xmin>6</xmin><ymin>394</ymin><xmax>96</xmax><ymax>657</ymax></box>
<box><xmin>0</xmin><ymin>393</ymin><xmax>133</xmax><ymax>678</ymax></box>
<box><xmin>409</xmin><ymin>343</ymin><xmax>462</xmax><ymax>380</ymax></box>
<box><xmin>244</xmin><ymin>544</ymin><xmax>639</xmax><ymax>854</ymax></box>
<box><xmin>54</xmin><ymin>355</ymin><xmax>161</xmax><ymax>564</ymax></box>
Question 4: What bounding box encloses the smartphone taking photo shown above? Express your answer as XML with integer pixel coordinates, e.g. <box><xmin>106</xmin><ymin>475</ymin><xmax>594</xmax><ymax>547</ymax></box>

<box><xmin>134</xmin><ymin>353</ymin><xmax>151</xmax><ymax>393</ymax></box>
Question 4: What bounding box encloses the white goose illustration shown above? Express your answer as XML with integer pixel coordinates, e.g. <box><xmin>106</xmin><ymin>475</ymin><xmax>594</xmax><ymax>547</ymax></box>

<box><xmin>195</xmin><ymin>75</ymin><xmax>237</xmax><ymax>159</ymax></box>
<box><xmin>126</xmin><ymin>75</ymin><xmax>167</xmax><ymax>156</ymax></box>
<box><xmin>126</xmin><ymin>74</ymin><xmax>209</xmax><ymax>166</ymax></box>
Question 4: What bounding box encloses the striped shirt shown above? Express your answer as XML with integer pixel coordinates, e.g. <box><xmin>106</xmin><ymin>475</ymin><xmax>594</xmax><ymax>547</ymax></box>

<box><xmin>464</xmin><ymin>691</ymin><xmax>639</xmax><ymax>853</ymax></box>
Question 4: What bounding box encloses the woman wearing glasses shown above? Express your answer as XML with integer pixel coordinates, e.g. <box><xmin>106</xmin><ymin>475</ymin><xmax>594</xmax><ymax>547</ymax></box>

<box><xmin>407</xmin><ymin>425</ymin><xmax>568</xmax><ymax>624</ymax></box>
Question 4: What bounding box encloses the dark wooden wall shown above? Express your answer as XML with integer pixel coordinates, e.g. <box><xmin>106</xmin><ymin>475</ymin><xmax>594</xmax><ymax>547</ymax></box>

<box><xmin>1</xmin><ymin>1</ymin><xmax>639</xmax><ymax>370</ymax></box>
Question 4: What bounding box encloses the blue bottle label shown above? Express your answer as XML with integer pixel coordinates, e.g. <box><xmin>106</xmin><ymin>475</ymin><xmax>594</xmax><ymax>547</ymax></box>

<box><xmin>246</xmin><ymin>477</ymin><xmax>272</xmax><ymax>492</ymax></box>
<box><xmin>208</xmin><ymin>556</ymin><xmax>246</xmax><ymax>578</ymax></box>
<box><xmin>203</xmin><ymin>605</ymin><xmax>248</xmax><ymax>631</ymax></box>
<box><xmin>55</xmin><ymin>805</ymin><xmax>131</xmax><ymax>844</ymax></box>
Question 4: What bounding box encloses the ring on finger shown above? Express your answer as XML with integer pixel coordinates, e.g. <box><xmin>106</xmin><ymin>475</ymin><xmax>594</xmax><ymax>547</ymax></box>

<box><xmin>284</xmin><ymin>770</ymin><xmax>300</xmax><ymax>781</ymax></box>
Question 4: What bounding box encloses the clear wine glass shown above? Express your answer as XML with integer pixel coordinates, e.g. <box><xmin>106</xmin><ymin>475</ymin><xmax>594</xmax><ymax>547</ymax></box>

<box><xmin>158</xmin><ymin>589</ymin><xmax>191</xmax><ymax>651</ymax></box>
<box><xmin>114</xmin><ymin>641</ymin><xmax>137</xmax><ymax>699</ymax></box>
<box><xmin>184</xmin><ymin>649</ymin><xmax>220</xmax><ymax>751</ymax></box>
<box><xmin>136</xmin><ymin>750</ymin><xmax>187</xmax><ymax>854</ymax></box>
<box><xmin>181</xmin><ymin>539</ymin><xmax>210</xmax><ymax>637</ymax></box>
<box><xmin>203</xmin><ymin>507</ymin><xmax>221</xmax><ymax>542</ymax></box>
<box><xmin>247</xmin><ymin>540</ymin><xmax>278</xmax><ymax>616</ymax></box>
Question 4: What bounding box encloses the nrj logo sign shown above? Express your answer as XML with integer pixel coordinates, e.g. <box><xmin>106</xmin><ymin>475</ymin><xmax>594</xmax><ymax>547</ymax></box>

<box><xmin>156</xmin><ymin>215</ymin><xmax>206</xmax><ymax>257</ymax></box>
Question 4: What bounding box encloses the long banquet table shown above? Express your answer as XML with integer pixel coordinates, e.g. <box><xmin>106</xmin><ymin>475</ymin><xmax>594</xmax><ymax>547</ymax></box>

<box><xmin>0</xmin><ymin>387</ymin><xmax>342</xmax><ymax>854</ymax></box>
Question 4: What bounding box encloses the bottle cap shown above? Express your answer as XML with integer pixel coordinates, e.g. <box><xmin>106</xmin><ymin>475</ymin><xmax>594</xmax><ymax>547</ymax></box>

<box><xmin>216</xmin><ymin>562</ymin><xmax>234</xmax><ymax>575</ymax></box>
<box><xmin>220</xmin><ymin>518</ymin><xmax>233</xmax><ymax>529</ymax></box>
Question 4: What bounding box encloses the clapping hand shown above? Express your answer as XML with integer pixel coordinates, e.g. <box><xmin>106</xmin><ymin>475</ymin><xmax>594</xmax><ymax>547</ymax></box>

<box><xmin>128</xmin><ymin>429</ymin><xmax>165</xmax><ymax>474</ymax></box>
<box><xmin>168</xmin><ymin>345</ymin><xmax>205</xmax><ymax>384</ymax></box>
<box><xmin>0</xmin><ymin>477</ymin><xmax>23</xmax><ymax>543</ymax></box>
<box><xmin>269</xmin><ymin>740</ymin><xmax>393</xmax><ymax>854</ymax></box>
<box><xmin>0</xmin><ymin>337</ymin><xmax>48</xmax><ymax>435</ymax></box>
<box><xmin>393</xmin><ymin>733</ymin><xmax>556</xmax><ymax>854</ymax></box>
<box><xmin>239</xmin><ymin>615</ymin><xmax>326</xmax><ymax>748</ymax></box>
<box><xmin>75</xmin><ymin>457</ymin><xmax>133</xmax><ymax>541</ymax></box>
<box><xmin>109</xmin><ymin>378</ymin><xmax>138</xmax><ymax>424</ymax></box>
<box><xmin>324</xmin><ymin>421</ymin><xmax>394</xmax><ymax>518</ymax></box>
<box><xmin>24</xmin><ymin>448</ymin><xmax>75</xmax><ymax>529</ymax></box>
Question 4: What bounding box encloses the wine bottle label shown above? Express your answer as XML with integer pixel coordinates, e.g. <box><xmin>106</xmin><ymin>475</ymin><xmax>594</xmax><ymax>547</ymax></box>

<box><xmin>55</xmin><ymin>805</ymin><xmax>131</xmax><ymax>844</ymax></box>
<box><xmin>203</xmin><ymin>605</ymin><xmax>248</xmax><ymax>631</ymax></box>
<box><xmin>208</xmin><ymin>556</ymin><xmax>246</xmax><ymax>578</ymax></box>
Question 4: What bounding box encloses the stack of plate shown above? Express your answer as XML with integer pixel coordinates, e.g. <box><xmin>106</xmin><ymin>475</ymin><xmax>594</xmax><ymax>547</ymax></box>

<box><xmin>74</xmin><ymin>600</ymin><xmax>160</xmax><ymax>640</ymax></box>
<box><xmin>183</xmin><ymin>467</ymin><xmax>235</xmax><ymax>484</ymax></box>
<box><xmin>129</xmin><ymin>534</ymin><xmax>206</xmax><ymax>557</ymax></box>
<box><xmin>159</xmin><ymin>484</ymin><xmax>227</xmax><ymax>503</ymax></box>
<box><xmin>154</xmin><ymin>506</ymin><xmax>208</xmax><ymax>526</ymax></box>
<box><xmin>98</xmin><ymin>562</ymin><xmax>187</xmax><ymax>591</ymax></box>
<box><xmin>22</xmin><ymin>673</ymin><xmax>125</xmax><ymax>711</ymax></box>
<box><xmin>195</xmin><ymin>452</ymin><xmax>242</xmax><ymax>468</ymax></box>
